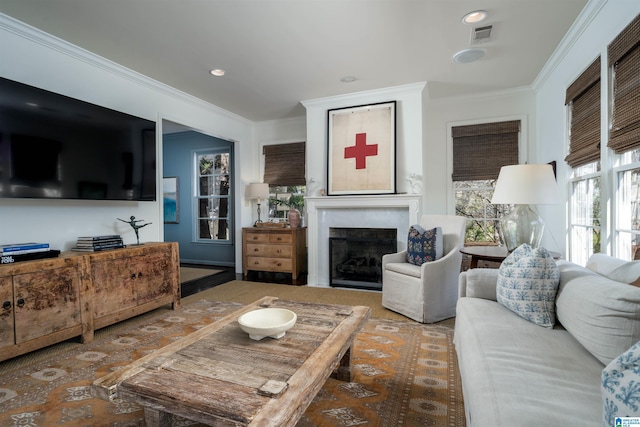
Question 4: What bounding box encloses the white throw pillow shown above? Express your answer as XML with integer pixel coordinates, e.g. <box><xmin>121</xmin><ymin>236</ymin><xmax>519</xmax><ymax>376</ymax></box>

<box><xmin>496</xmin><ymin>244</ymin><xmax>560</xmax><ymax>328</ymax></box>
<box><xmin>602</xmin><ymin>340</ymin><xmax>640</xmax><ymax>426</ymax></box>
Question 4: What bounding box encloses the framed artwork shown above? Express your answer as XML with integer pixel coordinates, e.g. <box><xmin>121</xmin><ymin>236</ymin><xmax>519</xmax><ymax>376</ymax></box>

<box><xmin>163</xmin><ymin>177</ymin><xmax>179</xmax><ymax>223</ymax></box>
<box><xmin>327</xmin><ymin>101</ymin><xmax>396</xmax><ymax>195</ymax></box>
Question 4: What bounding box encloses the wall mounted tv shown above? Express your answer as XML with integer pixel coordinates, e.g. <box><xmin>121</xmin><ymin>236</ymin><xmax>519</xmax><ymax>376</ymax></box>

<box><xmin>0</xmin><ymin>77</ymin><xmax>156</xmax><ymax>201</ymax></box>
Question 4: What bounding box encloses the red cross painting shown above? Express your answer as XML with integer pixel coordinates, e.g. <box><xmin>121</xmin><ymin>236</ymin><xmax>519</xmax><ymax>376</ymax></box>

<box><xmin>328</xmin><ymin>101</ymin><xmax>396</xmax><ymax>195</ymax></box>
<box><xmin>344</xmin><ymin>133</ymin><xmax>378</xmax><ymax>169</ymax></box>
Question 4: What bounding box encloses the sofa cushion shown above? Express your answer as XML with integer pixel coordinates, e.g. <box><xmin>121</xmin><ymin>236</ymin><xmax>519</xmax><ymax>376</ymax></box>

<box><xmin>602</xmin><ymin>341</ymin><xmax>640</xmax><ymax>425</ymax></box>
<box><xmin>406</xmin><ymin>225</ymin><xmax>442</xmax><ymax>266</ymax></box>
<box><xmin>555</xmin><ymin>261</ymin><xmax>640</xmax><ymax>365</ymax></box>
<box><xmin>607</xmin><ymin>261</ymin><xmax>640</xmax><ymax>287</ymax></box>
<box><xmin>496</xmin><ymin>244</ymin><xmax>560</xmax><ymax>328</ymax></box>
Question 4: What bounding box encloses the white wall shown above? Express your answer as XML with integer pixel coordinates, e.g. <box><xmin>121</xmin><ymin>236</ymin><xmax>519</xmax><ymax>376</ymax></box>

<box><xmin>302</xmin><ymin>82</ymin><xmax>426</xmax><ymax>198</ymax></box>
<box><xmin>0</xmin><ymin>15</ymin><xmax>253</xmax><ymax>260</ymax></box>
<box><xmin>534</xmin><ymin>0</ymin><xmax>640</xmax><ymax>256</ymax></box>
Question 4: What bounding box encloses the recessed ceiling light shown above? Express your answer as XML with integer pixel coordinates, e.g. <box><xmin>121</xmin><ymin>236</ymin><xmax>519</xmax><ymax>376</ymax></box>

<box><xmin>340</xmin><ymin>76</ymin><xmax>357</xmax><ymax>83</ymax></box>
<box><xmin>209</xmin><ymin>69</ymin><xmax>226</xmax><ymax>77</ymax></box>
<box><xmin>452</xmin><ymin>48</ymin><xmax>485</xmax><ymax>63</ymax></box>
<box><xmin>462</xmin><ymin>10</ymin><xmax>488</xmax><ymax>25</ymax></box>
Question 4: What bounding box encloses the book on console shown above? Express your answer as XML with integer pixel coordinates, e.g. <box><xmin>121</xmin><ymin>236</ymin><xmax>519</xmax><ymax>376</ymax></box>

<box><xmin>75</xmin><ymin>238</ymin><xmax>124</xmax><ymax>247</ymax></box>
<box><xmin>0</xmin><ymin>250</ymin><xmax>61</xmax><ymax>264</ymax></box>
<box><xmin>77</xmin><ymin>235</ymin><xmax>122</xmax><ymax>241</ymax></box>
<box><xmin>0</xmin><ymin>242</ymin><xmax>50</xmax><ymax>253</ymax></box>
<box><xmin>71</xmin><ymin>243</ymin><xmax>125</xmax><ymax>252</ymax></box>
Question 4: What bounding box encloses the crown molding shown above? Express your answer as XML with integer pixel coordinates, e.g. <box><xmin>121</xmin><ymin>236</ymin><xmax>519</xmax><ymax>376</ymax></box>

<box><xmin>531</xmin><ymin>0</ymin><xmax>607</xmax><ymax>91</ymax></box>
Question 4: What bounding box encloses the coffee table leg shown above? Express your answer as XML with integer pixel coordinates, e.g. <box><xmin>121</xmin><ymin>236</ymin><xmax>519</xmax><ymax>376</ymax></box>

<box><xmin>144</xmin><ymin>407</ymin><xmax>172</xmax><ymax>427</ymax></box>
<box><xmin>332</xmin><ymin>347</ymin><xmax>353</xmax><ymax>381</ymax></box>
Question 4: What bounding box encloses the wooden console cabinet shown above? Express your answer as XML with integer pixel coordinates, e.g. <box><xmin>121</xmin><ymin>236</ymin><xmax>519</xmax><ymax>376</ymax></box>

<box><xmin>0</xmin><ymin>242</ymin><xmax>179</xmax><ymax>362</ymax></box>
<box><xmin>243</xmin><ymin>227</ymin><xmax>307</xmax><ymax>280</ymax></box>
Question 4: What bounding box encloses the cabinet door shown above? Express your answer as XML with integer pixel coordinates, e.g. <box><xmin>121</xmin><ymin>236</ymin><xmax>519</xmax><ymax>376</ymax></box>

<box><xmin>0</xmin><ymin>276</ymin><xmax>14</xmax><ymax>349</ymax></box>
<box><xmin>133</xmin><ymin>251</ymin><xmax>174</xmax><ymax>305</ymax></box>
<box><xmin>91</xmin><ymin>258</ymin><xmax>138</xmax><ymax>319</ymax></box>
<box><xmin>13</xmin><ymin>267</ymin><xmax>82</xmax><ymax>344</ymax></box>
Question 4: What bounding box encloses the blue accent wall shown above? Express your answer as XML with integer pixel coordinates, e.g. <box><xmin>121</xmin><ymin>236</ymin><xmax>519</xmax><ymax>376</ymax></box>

<box><xmin>163</xmin><ymin>131</ymin><xmax>234</xmax><ymax>266</ymax></box>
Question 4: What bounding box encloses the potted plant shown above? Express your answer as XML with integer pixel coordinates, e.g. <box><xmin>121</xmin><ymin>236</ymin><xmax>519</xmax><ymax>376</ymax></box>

<box><xmin>271</xmin><ymin>194</ymin><xmax>304</xmax><ymax>227</ymax></box>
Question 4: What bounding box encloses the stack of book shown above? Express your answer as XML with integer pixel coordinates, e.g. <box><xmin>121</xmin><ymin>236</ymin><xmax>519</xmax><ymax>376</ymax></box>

<box><xmin>0</xmin><ymin>242</ymin><xmax>60</xmax><ymax>264</ymax></box>
<box><xmin>73</xmin><ymin>235</ymin><xmax>125</xmax><ymax>252</ymax></box>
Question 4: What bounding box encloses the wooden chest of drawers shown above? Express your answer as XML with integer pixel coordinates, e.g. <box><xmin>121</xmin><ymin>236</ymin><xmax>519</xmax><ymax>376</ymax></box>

<box><xmin>242</xmin><ymin>227</ymin><xmax>307</xmax><ymax>280</ymax></box>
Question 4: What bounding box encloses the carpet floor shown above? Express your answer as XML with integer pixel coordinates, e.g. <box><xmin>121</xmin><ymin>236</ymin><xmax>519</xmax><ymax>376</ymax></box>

<box><xmin>0</xmin><ymin>282</ymin><xmax>464</xmax><ymax>427</ymax></box>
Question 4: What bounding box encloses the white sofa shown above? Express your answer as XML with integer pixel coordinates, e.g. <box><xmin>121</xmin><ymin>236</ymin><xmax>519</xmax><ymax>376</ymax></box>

<box><xmin>454</xmin><ymin>254</ymin><xmax>640</xmax><ymax>426</ymax></box>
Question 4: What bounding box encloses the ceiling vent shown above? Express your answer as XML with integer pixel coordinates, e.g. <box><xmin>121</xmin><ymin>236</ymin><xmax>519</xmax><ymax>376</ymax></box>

<box><xmin>471</xmin><ymin>25</ymin><xmax>493</xmax><ymax>44</ymax></box>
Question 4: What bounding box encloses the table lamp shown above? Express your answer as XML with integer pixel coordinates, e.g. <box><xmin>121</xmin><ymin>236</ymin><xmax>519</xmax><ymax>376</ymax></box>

<box><xmin>491</xmin><ymin>164</ymin><xmax>560</xmax><ymax>252</ymax></box>
<box><xmin>246</xmin><ymin>183</ymin><xmax>269</xmax><ymax>226</ymax></box>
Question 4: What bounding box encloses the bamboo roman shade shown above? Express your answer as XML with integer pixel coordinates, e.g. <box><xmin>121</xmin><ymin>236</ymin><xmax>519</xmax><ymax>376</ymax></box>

<box><xmin>564</xmin><ymin>57</ymin><xmax>601</xmax><ymax>168</ymax></box>
<box><xmin>263</xmin><ymin>142</ymin><xmax>306</xmax><ymax>186</ymax></box>
<box><xmin>608</xmin><ymin>13</ymin><xmax>640</xmax><ymax>154</ymax></box>
<box><xmin>452</xmin><ymin>120</ymin><xmax>520</xmax><ymax>181</ymax></box>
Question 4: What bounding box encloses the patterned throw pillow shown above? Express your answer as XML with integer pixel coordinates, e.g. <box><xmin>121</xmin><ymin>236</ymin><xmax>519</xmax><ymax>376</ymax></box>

<box><xmin>602</xmin><ymin>341</ymin><xmax>640</xmax><ymax>426</ymax></box>
<box><xmin>496</xmin><ymin>243</ymin><xmax>560</xmax><ymax>328</ymax></box>
<box><xmin>406</xmin><ymin>225</ymin><xmax>442</xmax><ymax>266</ymax></box>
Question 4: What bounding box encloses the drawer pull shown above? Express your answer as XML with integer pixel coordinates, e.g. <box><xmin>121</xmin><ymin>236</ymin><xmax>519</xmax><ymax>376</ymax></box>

<box><xmin>131</xmin><ymin>273</ymin><xmax>137</xmax><ymax>279</ymax></box>
<box><xmin>2</xmin><ymin>300</ymin><xmax>11</xmax><ymax>309</ymax></box>
<box><xmin>276</xmin><ymin>249</ymin><xmax>282</xmax><ymax>253</ymax></box>
<box><xmin>17</xmin><ymin>298</ymin><xmax>25</xmax><ymax>308</ymax></box>
<box><xmin>254</xmin><ymin>248</ymin><xmax>259</xmax><ymax>252</ymax></box>
<box><xmin>254</xmin><ymin>261</ymin><xmax>260</xmax><ymax>265</ymax></box>
<box><xmin>277</xmin><ymin>262</ymin><xmax>282</xmax><ymax>266</ymax></box>
<box><xmin>276</xmin><ymin>237</ymin><xmax>282</xmax><ymax>241</ymax></box>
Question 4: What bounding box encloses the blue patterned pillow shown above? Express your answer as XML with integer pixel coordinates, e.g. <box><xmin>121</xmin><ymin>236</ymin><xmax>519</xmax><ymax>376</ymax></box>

<box><xmin>406</xmin><ymin>225</ymin><xmax>442</xmax><ymax>266</ymax></box>
<box><xmin>602</xmin><ymin>341</ymin><xmax>640</xmax><ymax>426</ymax></box>
<box><xmin>496</xmin><ymin>244</ymin><xmax>560</xmax><ymax>328</ymax></box>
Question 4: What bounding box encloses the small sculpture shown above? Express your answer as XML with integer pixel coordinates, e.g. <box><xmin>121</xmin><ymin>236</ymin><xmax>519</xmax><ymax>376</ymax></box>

<box><xmin>406</xmin><ymin>173</ymin><xmax>422</xmax><ymax>195</ymax></box>
<box><xmin>118</xmin><ymin>215</ymin><xmax>151</xmax><ymax>245</ymax></box>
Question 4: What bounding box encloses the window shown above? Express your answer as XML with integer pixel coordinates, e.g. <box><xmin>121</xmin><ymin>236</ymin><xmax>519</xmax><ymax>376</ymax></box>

<box><xmin>262</xmin><ymin>142</ymin><xmax>306</xmax><ymax>220</ymax></box>
<box><xmin>194</xmin><ymin>150</ymin><xmax>230</xmax><ymax>241</ymax></box>
<box><xmin>609</xmin><ymin>13</ymin><xmax>640</xmax><ymax>260</ymax></box>
<box><xmin>452</xmin><ymin>120</ymin><xmax>520</xmax><ymax>243</ymax></box>
<box><xmin>565</xmin><ymin>57</ymin><xmax>601</xmax><ymax>263</ymax></box>
<box><xmin>569</xmin><ymin>163</ymin><xmax>601</xmax><ymax>265</ymax></box>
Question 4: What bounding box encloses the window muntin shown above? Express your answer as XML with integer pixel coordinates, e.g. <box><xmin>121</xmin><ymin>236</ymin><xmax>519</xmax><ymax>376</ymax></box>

<box><xmin>195</xmin><ymin>151</ymin><xmax>230</xmax><ymax>241</ymax></box>
<box><xmin>569</xmin><ymin>162</ymin><xmax>601</xmax><ymax>264</ymax></box>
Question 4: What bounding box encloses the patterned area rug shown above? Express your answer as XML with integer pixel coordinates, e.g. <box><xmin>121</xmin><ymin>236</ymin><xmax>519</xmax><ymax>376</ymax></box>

<box><xmin>0</xmin><ymin>298</ymin><xmax>465</xmax><ymax>427</ymax></box>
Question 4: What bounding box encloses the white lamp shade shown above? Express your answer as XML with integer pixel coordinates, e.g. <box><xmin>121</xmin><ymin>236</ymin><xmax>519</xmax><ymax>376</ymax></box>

<box><xmin>246</xmin><ymin>182</ymin><xmax>269</xmax><ymax>200</ymax></box>
<box><xmin>491</xmin><ymin>164</ymin><xmax>560</xmax><ymax>205</ymax></box>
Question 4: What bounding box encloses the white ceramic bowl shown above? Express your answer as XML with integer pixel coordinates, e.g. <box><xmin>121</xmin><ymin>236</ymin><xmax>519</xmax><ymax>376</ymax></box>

<box><xmin>238</xmin><ymin>308</ymin><xmax>297</xmax><ymax>341</ymax></box>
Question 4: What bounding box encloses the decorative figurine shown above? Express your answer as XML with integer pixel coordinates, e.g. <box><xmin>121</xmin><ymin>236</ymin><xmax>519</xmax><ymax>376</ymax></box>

<box><xmin>118</xmin><ymin>215</ymin><xmax>151</xmax><ymax>245</ymax></box>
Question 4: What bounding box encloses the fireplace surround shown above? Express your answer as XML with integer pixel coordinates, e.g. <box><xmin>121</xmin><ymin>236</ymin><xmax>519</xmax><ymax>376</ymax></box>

<box><xmin>305</xmin><ymin>194</ymin><xmax>420</xmax><ymax>287</ymax></box>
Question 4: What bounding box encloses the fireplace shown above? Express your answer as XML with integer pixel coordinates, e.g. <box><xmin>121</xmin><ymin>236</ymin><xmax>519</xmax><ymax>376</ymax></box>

<box><xmin>329</xmin><ymin>228</ymin><xmax>397</xmax><ymax>291</ymax></box>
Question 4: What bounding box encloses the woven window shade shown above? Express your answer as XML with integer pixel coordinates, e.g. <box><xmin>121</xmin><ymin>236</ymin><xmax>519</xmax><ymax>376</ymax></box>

<box><xmin>452</xmin><ymin>120</ymin><xmax>520</xmax><ymax>181</ymax></box>
<box><xmin>608</xmin><ymin>13</ymin><xmax>640</xmax><ymax>154</ymax></box>
<box><xmin>565</xmin><ymin>57</ymin><xmax>601</xmax><ymax>168</ymax></box>
<box><xmin>263</xmin><ymin>142</ymin><xmax>306</xmax><ymax>186</ymax></box>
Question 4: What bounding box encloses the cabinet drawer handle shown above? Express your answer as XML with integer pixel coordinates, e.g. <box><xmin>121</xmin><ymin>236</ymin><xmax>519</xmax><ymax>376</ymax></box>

<box><xmin>17</xmin><ymin>298</ymin><xmax>25</xmax><ymax>308</ymax></box>
<box><xmin>277</xmin><ymin>262</ymin><xmax>282</xmax><ymax>266</ymax></box>
<box><xmin>254</xmin><ymin>261</ymin><xmax>260</xmax><ymax>265</ymax></box>
<box><xmin>138</xmin><ymin>272</ymin><xmax>143</xmax><ymax>278</ymax></box>
<box><xmin>254</xmin><ymin>248</ymin><xmax>259</xmax><ymax>252</ymax></box>
<box><xmin>276</xmin><ymin>237</ymin><xmax>282</xmax><ymax>241</ymax></box>
<box><xmin>2</xmin><ymin>300</ymin><xmax>11</xmax><ymax>310</ymax></box>
<box><xmin>131</xmin><ymin>273</ymin><xmax>137</xmax><ymax>279</ymax></box>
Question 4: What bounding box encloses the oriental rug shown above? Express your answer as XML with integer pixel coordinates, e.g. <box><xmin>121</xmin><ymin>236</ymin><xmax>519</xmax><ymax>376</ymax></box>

<box><xmin>0</xmin><ymin>298</ymin><xmax>465</xmax><ymax>427</ymax></box>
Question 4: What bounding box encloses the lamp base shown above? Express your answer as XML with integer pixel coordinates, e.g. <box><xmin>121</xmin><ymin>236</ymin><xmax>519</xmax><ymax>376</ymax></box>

<box><xmin>499</xmin><ymin>204</ymin><xmax>545</xmax><ymax>252</ymax></box>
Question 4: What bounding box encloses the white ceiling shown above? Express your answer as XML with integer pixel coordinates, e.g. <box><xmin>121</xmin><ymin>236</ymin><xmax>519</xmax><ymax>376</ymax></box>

<box><xmin>0</xmin><ymin>0</ymin><xmax>588</xmax><ymax>122</ymax></box>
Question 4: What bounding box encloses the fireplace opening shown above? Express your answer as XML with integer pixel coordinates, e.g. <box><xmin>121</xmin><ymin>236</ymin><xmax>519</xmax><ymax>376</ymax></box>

<box><xmin>329</xmin><ymin>228</ymin><xmax>397</xmax><ymax>291</ymax></box>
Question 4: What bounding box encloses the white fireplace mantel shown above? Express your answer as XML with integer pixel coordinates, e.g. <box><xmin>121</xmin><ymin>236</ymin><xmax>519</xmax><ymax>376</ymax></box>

<box><xmin>305</xmin><ymin>194</ymin><xmax>420</xmax><ymax>287</ymax></box>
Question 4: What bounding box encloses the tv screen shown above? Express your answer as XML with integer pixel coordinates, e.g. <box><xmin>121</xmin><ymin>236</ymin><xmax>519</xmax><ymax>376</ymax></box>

<box><xmin>0</xmin><ymin>77</ymin><xmax>156</xmax><ymax>201</ymax></box>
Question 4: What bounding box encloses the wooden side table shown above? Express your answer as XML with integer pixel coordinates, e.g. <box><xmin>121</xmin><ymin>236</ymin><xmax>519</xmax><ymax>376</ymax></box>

<box><xmin>460</xmin><ymin>245</ymin><xmax>561</xmax><ymax>269</ymax></box>
<box><xmin>242</xmin><ymin>226</ymin><xmax>307</xmax><ymax>280</ymax></box>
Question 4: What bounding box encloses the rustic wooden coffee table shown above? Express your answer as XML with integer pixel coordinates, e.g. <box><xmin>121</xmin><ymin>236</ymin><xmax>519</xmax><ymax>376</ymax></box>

<box><xmin>92</xmin><ymin>296</ymin><xmax>371</xmax><ymax>427</ymax></box>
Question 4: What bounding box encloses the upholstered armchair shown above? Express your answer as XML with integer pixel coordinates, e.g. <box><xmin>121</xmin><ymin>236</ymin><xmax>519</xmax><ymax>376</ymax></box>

<box><xmin>382</xmin><ymin>214</ymin><xmax>467</xmax><ymax>323</ymax></box>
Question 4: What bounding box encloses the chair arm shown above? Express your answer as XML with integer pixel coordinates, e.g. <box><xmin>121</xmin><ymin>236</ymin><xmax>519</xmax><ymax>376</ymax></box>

<box><xmin>382</xmin><ymin>250</ymin><xmax>407</xmax><ymax>269</ymax></box>
<box><xmin>458</xmin><ymin>268</ymin><xmax>499</xmax><ymax>300</ymax></box>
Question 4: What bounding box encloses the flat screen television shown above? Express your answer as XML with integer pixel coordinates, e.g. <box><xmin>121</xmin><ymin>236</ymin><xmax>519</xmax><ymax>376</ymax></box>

<box><xmin>0</xmin><ymin>76</ymin><xmax>156</xmax><ymax>201</ymax></box>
